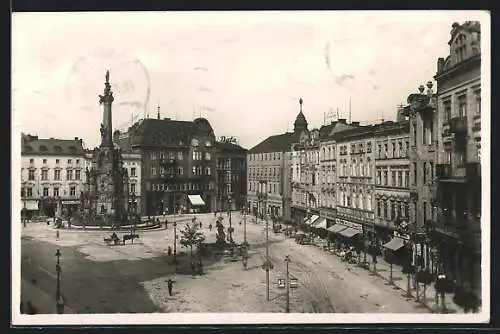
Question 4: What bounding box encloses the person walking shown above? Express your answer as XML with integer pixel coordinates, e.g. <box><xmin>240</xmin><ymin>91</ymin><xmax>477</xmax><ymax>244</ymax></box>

<box><xmin>199</xmin><ymin>221</ymin><xmax>202</xmax><ymax>229</ymax></box>
<box><xmin>208</xmin><ymin>223</ymin><xmax>212</xmax><ymax>232</ymax></box>
<box><xmin>167</xmin><ymin>279</ymin><xmax>175</xmax><ymax>296</ymax></box>
<box><xmin>56</xmin><ymin>230</ymin><xmax>60</xmax><ymax>240</ymax></box>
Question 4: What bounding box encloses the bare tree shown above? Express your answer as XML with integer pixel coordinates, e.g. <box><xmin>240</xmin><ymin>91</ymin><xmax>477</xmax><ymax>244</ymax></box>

<box><xmin>179</xmin><ymin>220</ymin><xmax>206</xmax><ymax>273</ymax></box>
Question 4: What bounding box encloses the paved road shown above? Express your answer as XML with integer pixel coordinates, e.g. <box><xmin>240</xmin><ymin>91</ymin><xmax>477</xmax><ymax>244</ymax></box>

<box><xmin>21</xmin><ymin>213</ymin><xmax>428</xmax><ymax>313</ymax></box>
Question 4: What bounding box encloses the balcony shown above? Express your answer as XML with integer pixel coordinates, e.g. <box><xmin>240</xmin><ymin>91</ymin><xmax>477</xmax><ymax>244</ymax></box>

<box><xmin>436</xmin><ymin>164</ymin><xmax>452</xmax><ymax>179</ymax></box>
<box><xmin>449</xmin><ymin>116</ymin><xmax>467</xmax><ymax>134</ymax></box>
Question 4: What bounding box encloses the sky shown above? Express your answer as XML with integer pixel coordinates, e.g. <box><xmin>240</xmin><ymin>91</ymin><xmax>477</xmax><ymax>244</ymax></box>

<box><xmin>12</xmin><ymin>11</ymin><xmax>487</xmax><ymax>150</ymax></box>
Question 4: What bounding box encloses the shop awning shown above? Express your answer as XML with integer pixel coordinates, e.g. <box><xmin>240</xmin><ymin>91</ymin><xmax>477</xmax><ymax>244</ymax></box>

<box><xmin>327</xmin><ymin>224</ymin><xmax>348</xmax><ymax>234</ymax></box>
<box><xmin>62</xmin><ymin>200</ymin><xmax>80</xmax><ymax>205</ymax></box>
<box><xmin>383</xmin><ymin>237</ymin><xmax>406</xmax><ymax>251</ymax></box>
<box><xmin>313</xmin><ymin>218</ymin><xmax>327</xmax><ymax>229</ymax></box>
<box><xmin>22</xmin><ymin>201</ymin><xmax>39</xmax><ymax>211</ymax></box>
<box><xmin>339</xmin><ymin>227</ymin><xmax>361</xmax><ymax>238</ymax></box>
<box><xmin>188</xmin><ymin>195</ymin><xmax>205</xmax><ymax>206</ymax></box>
<box><xmin>307</xmin><ymin>215</ymin><xmax>320</xmax><ymax>225</ymax></box>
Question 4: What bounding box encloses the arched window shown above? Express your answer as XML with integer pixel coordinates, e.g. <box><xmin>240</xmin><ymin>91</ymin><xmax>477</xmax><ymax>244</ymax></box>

<box><xmin>366</xmin><ymin>193</ymin><xmax>372</xmax><ymax>211</ymax></box>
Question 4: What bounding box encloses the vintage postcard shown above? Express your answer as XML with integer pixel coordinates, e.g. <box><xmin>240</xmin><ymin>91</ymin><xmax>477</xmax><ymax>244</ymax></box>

<box><xmin>11</xmin><ymin>10</ymin><xmax>490</xmax><ymax>325</ymax></box>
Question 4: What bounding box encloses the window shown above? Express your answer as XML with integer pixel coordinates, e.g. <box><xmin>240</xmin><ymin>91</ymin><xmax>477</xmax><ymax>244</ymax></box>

<box><xmin>384</xmin><ymin>144</ymin><xmax>388</xmax><ymax>158</ymax></box>
<box><xmin>26</xmin><ymin>188</ymin><xmax>33</xmax><ymax>197</ymax></box>
<box><xmin>405</xmin><ymin>171</ymin><xmax>409</xmax><ymax>188</ymax></box>
<box><xmin>206</xmin><ymin>167</ymin><xmax>212</xmax><ymax>175</ymax></box>
<box><xmin>443</xmin><ymin>100</ymin><xmax>452</xmax><ymax>122</ymax></box>
<box><xmin>54</xmin><ymin>170</ymin><xmax>61</xmax><ymax>180</ymax></box>
<box><xmin>29</xmin><ymin>158</ymin><xmax>34</xmax><ymax>164</ymax></box>
<box><xmin>413</xmin><ymin>163</ymin><xmax>417</xmax><ymax>185</ymax></box>
<box><xmin>67</xmin><ymin>159</ymin><xmax>72</xmax><ymax>164</ymax></box>
<box><xmin>43</xmin><ymin>187</ymin><xmax>49</xmax><ymax>197</ymax></box>
<box><xmin>383</xmin><ymin>200</ymin><xmax>388</xmax><ymax>218</ymax></box>
<box><xmin>150</xmin><ymin>152</ymin><xmax>156</xmax><ymax>161</ymax></box>
<box><xmin>21</xmin><ymin>188</ymin><xmax>25</xmax><ymax>197</ymax></box>
<box><xmin>67</xmin><ymin>170</ymin><xmax>73</xmax><ymax>180</ymax></box>
<box><xmin>41</xmin><ymin>170</ymin><xmax>48</xmax><ymax>180</ymax></box>
<box><xmin>384</xmin><ymin>171</ymin><xmax>388</xmax><ymax>186</ymax></box>
<box><xmin>53</xmin><ymin>187</ymin><xmax>59</xmax><ymax>197</ymax></box>
<box><xmin>205</xmin><ymin>152</ymin><xmax>212</xmax><ymax>161</ymax></box>
<box><xmin>151</xmin><ymin>167</ymin><xmax>156</xmax><ymax>176</ymax></box>
<box><xmin>55</xmin><ymin>159</ymin><xmax>60</xmax><ymax>164</ymax></box>
<box><xmin>457</xmin><ymin>95</ymin><xmax>467</xmax><ymax>117</ymax></box>
<box><xmin>423</xmin><ymin>162</ymin><xmax>427</xmax><ymax>184</ymax></box>
<box><xmin>75</xmin><ymin>170</ymin><xmax>81</xmax><ymax>180</ymax></box>
<box><xmin>76</xmin><ymin>159</ymin><xmax>80</xmax><ymax>164</ymax></box>
<box><xmin>178</xmin><ymin>167</ymin><xmax>184</xmax><ymax>175</ymax></box>
<box><xmin>168</xmin><ymin>152</ymin><xmax>175</xmax><ymax>160</ymax></box>
<box><xmin>392</xmin><ymin>143</ymin><xmax>396</xmax><ymax>158</ymax></box>
<box><xmin>377</xmin><ymin>199</ymin><xmax>381</xmax><ymax>217</ymax></box>
<box><xmin>70</xmin><ymin>186</ymin><xmax>76</xmax><ymax>197</ymax></box>
<box><xmin>398</xmin><ymin>171</ymin><xmax>403</xmax><ymax>187</ymax></box>
<box><xmin>28</xmin><ymin>170</ymin><xmax>35</xmax><ymax>180</ymax></box>
<box><xmin>43</xmin><ymin>159</ymin><xmax>47</xmax><ymax>164</ymax></box>
<box><xmin>457</xmin><ymin>148</ymin><xmax>466</xmax><ymax>166</ymax></box>
<box><xmin>429</xmin><ymin>162</ymin><xmax>434</xmax><ymax>180</ymax></box>
<box><xmin>377</xmin><ymin>171</ymin><xmax>381</xmax><ymax>185</ymax></box>
<box><xmin>130</xmin><ymin>167</ymin><xmax>136</xmax><ymax>177</ymax></box>
<box><xmin>192</xmin><ymin>166</ymin><xmax>196</xmax><ymax>175</ymax></box>
<box><xmin>130</xmin><ymin>183</ymin><xmax>136</xmax><ymax>194</ymax></box>
<box><xmin>413</xmin><ymin>123</ymin><xmax>417</xmax><ymax>146</ymax></box>
<box><xmin>475</xmin><ymin>92</ymin><xmax>481</xmax><ymax>116</ymax></box>
<box><xmin>178</xmin><ymin>152</ymin><xmax>184</xmax><ymax>160</ymax></box>
<box><xmin>391</xmin><ymin>171</ymin><xmax>396</xmax><ymax>186</ymax></box>
<box><xmin>398</xmin><ymin>142</ymin><xmax>403</xmax><ymax>158</ymax></box>
<box><xmin>445</xmin><ymin>151</ymin><xmax>452</xmax><ymax>164</ymax></box>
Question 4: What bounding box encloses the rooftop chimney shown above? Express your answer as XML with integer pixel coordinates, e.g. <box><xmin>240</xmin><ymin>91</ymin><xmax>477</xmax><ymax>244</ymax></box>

<box><xmin>74</xmin><ymin>137</ymin><xmax>78</xmax><ymax>141</ymax></box>
<box><xmin>338</xmin><ymin>118</ymin><xmax>346</xmax><ymax>124</ymax></box>
<box><xmin>426</xmin><ymin>81</ymin><xmax>434</xmax><ymax>97</ymax></box>
<box><xmin>437</xmin><ymin>57</ymin><xmax>445</xmax><ymax>73</ymax></box>
<box><xmin>351</xmin><ymin>121</ymin><xmax>360</xmax><ymax>126</ymax></box>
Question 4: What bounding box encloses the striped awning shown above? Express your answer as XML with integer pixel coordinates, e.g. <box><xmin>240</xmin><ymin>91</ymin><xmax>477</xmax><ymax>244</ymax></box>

<box><xmin>313</xmin><ymin>218</ymin><xmax>327</xmax><ymax>229</ymax></box>
<box><xmin>188</xmin><ymin>194</ymin><xmax>205</xmax><ymax>206</ymax></box>
<box><xmin>339</xmin><ymin>227</ymin><xmax>361</xmax><ymax>238</ymax></box>
<box><xmin>327</xmin><ymin>224</ymin><xmax>348</xmax><ymax>234</ymax></box>
<box><xmin>383</xmin><ymin>237</ymin><xmax>406</xmax><ymax>251</ymax></box>
<box><xmin>305</xmin><ymin>215</ymin><xmax>319</xmax><ymax>225</ymax></box>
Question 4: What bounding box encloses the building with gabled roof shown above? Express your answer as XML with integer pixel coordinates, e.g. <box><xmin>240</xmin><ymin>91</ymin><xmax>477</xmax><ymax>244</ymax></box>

<box><xmin>215</xmin><ymin>140</ymin><xmax>247</xmax><ymax>211</ymax></box>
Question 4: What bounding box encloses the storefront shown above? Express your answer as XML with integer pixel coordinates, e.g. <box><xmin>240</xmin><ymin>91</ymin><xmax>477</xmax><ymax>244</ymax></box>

<box><xmin>21</xmin><ymin>200</ymin><xmax>39</xmax><ymax>220</ymax></box>
<box><xmin>327</xmin><ymin>219</ymin><xmax>363</xmax><ymax>248</ymax></box>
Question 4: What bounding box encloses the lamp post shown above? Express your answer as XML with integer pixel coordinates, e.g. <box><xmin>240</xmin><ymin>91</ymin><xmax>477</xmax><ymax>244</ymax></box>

<box><xmin>23</xmin><ymin>200</ymin><xmax>27</xmax><ymax>227</ymax></box>
<box><xmin>285</xmin><ymin>255</ymin><xmax>290</xmax><ymax>313</ymax></box>
<box><xmin>173</xmin><ymin>221</ymin><xmax>177</xmax><ymax>264</ymax></box>
<box><xmin>265</xmin><ymin>213</ymin><xmax>270</xmax><ymax>301</ymax></box>
<box><xmin>55</xmin><ymin>249</ymin><xmax>64</xmax><ymax>314</ymax></box>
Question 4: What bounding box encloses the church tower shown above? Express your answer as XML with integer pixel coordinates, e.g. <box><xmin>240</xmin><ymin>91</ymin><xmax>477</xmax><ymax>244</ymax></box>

<box><xmin>294</xmin><ymin>98</ymin><xmax>309</xmax><ymax>133</ymax></box>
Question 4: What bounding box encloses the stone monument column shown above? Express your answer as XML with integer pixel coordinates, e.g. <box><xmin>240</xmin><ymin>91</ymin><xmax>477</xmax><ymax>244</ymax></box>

<box><xmin>99</xmin><ymin>70</ymin><xmax>114</xmax><ymax>147</ymax></box>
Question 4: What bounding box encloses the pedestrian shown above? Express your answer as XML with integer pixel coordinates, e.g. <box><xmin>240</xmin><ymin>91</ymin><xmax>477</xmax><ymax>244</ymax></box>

<box><xmin>209</xmin><ymin>223</ymin><xmax>212</xmax><ymax>232</ymax></box>
<box><xmin>167</xmin><ymin>279</ymin><xmax>174</xmax><ymax>296</ymax></box>
<box><xmin>56</xmin><ymin>230</ymin><xmax>60</xmax><ymax>240</ymax></box>
<box><xmin>165</xmin><ymin>220</ymin><xmax>168</xmax><ymax>229</ymax></box>
<box><xmin>199</xmin><ymin>221</ymin><xmax>202</xmax><ymax>229</ymax></box>
<box><xmin>168</xmin><ymin>246</ymin><xmax>172</xmax><ymax>256</ymax></box>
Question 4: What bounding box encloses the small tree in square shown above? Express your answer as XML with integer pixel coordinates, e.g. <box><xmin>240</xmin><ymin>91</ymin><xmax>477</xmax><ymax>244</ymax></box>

<box><xmin>179</xmin><ymin>221</ymin><xmax>206</xmax><ymax>273</ymax></box>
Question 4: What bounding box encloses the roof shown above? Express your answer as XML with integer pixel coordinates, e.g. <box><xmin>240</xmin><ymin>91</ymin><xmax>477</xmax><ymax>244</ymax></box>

<box><xmin>448</xmin><ymin>21</ymin><xmax>480</xmax><ymax>45</ymax></box>
<box><xmin>373</xmin><ymin>120</ymin><xmax>410</xmax><ymax>136</ymax></box>
<box><xmin>215</xmin><ymin>141</ymin><xmax>247</xmax><ymax>153</ymax></box>
<box><xmin>21</xmin><ymin>135</ymin><xmax>85</xmax><ymax>156</ymax></box>
<box><xmin>248</xmin><ymin>132</ymin><xmax>300</xmax><ymax>153</ymax></box>
<box><xmin>120</xmin><ymin>117</ymin><xmax>215</xmax><ymax>148</ymax></box>
<box><xmin>329</xmin><ymin>125</ymin><xmax>376</xmax><ymax>142</ymax></box>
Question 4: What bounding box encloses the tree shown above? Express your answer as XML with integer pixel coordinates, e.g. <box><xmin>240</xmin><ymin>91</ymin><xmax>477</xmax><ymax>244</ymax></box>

<box><xmin>179</xmin><ymin>220</ymin><xmax>206</xmax><ymax>274</ymax></box>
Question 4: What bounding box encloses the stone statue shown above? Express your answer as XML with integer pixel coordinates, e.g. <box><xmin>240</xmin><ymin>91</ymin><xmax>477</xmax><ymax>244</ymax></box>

<box><xmin>100</xmin><ymin>123</ymin><xmax>106</xmax><ymax>140</ymax></box>
<box><xmin>105</xmin><ymin>70</ymin><xmax>110</xmax><ymax>84</ymax></box>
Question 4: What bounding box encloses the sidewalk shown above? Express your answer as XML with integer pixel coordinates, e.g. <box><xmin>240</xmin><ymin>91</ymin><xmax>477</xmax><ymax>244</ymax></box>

<box><xmin>21</xmin><ymin>278</ymin><xmax>76</xmax><ymax>314</ymax></box>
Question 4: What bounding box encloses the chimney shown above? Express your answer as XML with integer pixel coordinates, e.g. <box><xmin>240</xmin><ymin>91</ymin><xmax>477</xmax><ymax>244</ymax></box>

<box><xmin>426</xmin><ymin>81</ymin><xmax>434</xmax><ymax>97</ymax></box>
<box><xmin>437</xmin><ymin>57</ymin><xmax>445</xmax><ymax>73</ymax></box>
<box><xmin>351</xmin><ymin>121</ymin><xmax>360</xmax><ymax>126</ymax></box>
<box><xmin>338</xmin><ymin>118</ymin><xmax>346</xmax><ymax>124</ymax></box>
<box><xmin>74</xmin><ymin>137</ymin><xmax>78</xmax><ymax>141</ymax></box>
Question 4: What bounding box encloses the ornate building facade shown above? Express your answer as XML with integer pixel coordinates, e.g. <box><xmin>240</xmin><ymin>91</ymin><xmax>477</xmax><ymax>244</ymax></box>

<box><xmin>117</xmin><ymin>116</ymin><xmax>217</xmax><ymax>215</ymax></box>
<box><xmin>373</xmin><ymin>120</ymin><xmax>411</xmax><ymax>243</ymax></box>
<box><xmin>81</xmin><ymin>71</ymin><xmax>130</xmax><ymax>226</ymax></box>
<box><xmin>247</xmin><ymin>99</ymin><xmax>306</xmax><ymax>220</ymax></box>
<box><xmin>434</xmin><ymin>21</ymin><xmax>482</xmax><ymax>297</ymax></box>
<box><xmin>215</xmin><ymin>140</ymin><xmax>247</xmax><ymax>211</ymax></box>
<box><xmin>21</xmin><ymin>134</ymin><xmax>86</xmax><ymax>220</ymax></box>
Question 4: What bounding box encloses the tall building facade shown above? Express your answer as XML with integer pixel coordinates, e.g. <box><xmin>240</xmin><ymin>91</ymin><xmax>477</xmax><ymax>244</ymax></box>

<box><xmin>434</xmin><ymin>21</ymin><xmax>482</xmax><ymax>296</ymax></box>
<box><xmin>215</xmin><ymin>140</ymin><xmax>247</xmax><ymax>211</ymax></box>
<box><xmin>117</xmin><ymin>116</ymin><xmax>217</xmax><ymax>215</ymax></box>
<box><xmin>290</xmin><ymin>128</ymin><xmax>320</xmax><ymax>225</ymax></box>
<box><xmin>81</xmin><ymin>71</ymin><xmax>129</xmax><ymax>226</ymax></box>
<box><xmin>373</xmin><ymin>120</ymin><xmax>411</xmax><ymax>242</ymax></box>
<box><xmin>247</xmin><ymin>99</ymin><xmax>307</xmax><ymax>220</ymax></box>
<box><xmin>318</xmin><ymin>120</ymin><xmax>358</xmax><ymax>226</ymax></box>
<box><xmin>331</xmin><ymin>126</ymin><xmax>376</xmax><ymax>241</ymax></box>
<box><xmin>21</xmin><ymin>134</ymin><xmax>86</xmax><ymax>219</ymax></box>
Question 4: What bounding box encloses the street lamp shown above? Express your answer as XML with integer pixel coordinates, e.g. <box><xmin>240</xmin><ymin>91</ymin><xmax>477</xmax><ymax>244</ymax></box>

<box><xmin>284</xmin><ymin>255</ymin><xmax>291</xmax><ymax>313</ymax></box>
<box><xmin>173</xmin><ymin>221</ymin><xmax>177</xmax><ymax>264</ymax></box>
<box><xmin>55</xmin><ymin>249</ymin><xmax>64</xmax><ymax>314</ymax></box>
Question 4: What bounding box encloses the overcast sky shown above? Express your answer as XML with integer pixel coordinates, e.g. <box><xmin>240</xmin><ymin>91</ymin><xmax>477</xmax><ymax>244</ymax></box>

<box><xmin>12</xmin><ymin>11</ymin><xmax>486</xmax><ymax>150</ymax></box>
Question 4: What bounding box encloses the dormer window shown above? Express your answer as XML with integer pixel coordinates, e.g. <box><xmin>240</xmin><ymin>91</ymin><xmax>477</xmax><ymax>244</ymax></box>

<box><xmin>39</xmin><ymin>145</ymin><xmax>48</xmax><ymax>152</ymax></box>
<box><xmin>54</xmin><ymin>145</ymin><xmax>63</xmax><ymax>153</ymax></box>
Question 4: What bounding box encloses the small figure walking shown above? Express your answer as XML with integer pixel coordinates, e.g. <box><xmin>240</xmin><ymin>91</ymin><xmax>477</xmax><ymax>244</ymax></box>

<box><xmin>167</xmin><ymin>279</ymin><xmax>175</xmax><ymax>296</ymax></box>
<box><xmin>208</xmin><ymin>223</ymin><xmax>212</xmax><ymax>232</ymax></box>
<box><xmin>56</xmin><ymin>230</ymin><xmax>60</xmax><ymax>240</ymax></box>
<box><xmin>199</xmin><ymin>221</ymin><xmax>202</xmax><ymax>229</ymax></box>
<box><xmin>165</xmin><ymin>220</ymin><xmax>168</xmax><ymax>229</ymax></box>
<box><xmin>167</xmin><ymin>246</ymin><xmax>172</xmax><ymax>256</ymax></box>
